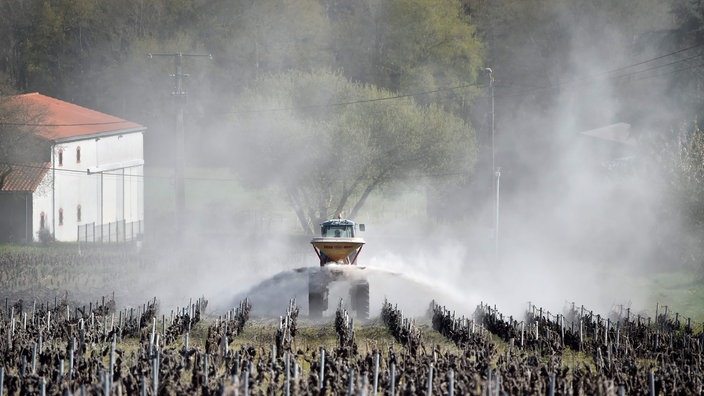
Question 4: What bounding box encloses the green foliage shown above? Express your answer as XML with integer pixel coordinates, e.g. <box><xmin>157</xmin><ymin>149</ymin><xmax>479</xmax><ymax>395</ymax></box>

<box><xmin>670</xmin><ymin>0</ymin><xmax>704</xmax><ymax>117</ymax></box>
<box><xmin>0</xmin><ymin>0</ymin><xmax>486</xmax><ymax>167</ymax></box>
<box><xmin>233</xmin><ymin>70</ymin><xmax>477</xmax><ymax>233</ymax></box>
<box><xmin>4</xmin><ymin>0</ymin><xmax>704</xmax><ymax>271</ymax></box>
<box><xmin>324</xmin><ymin>0</ymin><xmax>485</xmax><ymax>116</ymax></box>
<box><xmin>36</xmin><ymin>227</ymin><xmax>54</xmax><ymax>245</ymax></box>
<box><xmin>642</xmin><ymin>121</ymin><xmax>704</xmax><ymax>270</ymax></box>
<box><xmin>0</xmin><ymin>0</ymin><xmax>204</xmax><ymax>104</ymax></box>
<box><xmin>196</xmin><ymin>0</ymin><xmax>332</xmax><ymax>93</ymax></box>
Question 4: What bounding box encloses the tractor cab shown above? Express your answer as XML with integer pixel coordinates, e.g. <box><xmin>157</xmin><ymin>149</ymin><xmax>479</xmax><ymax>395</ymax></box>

<box><xmin>320</xmin><ymin>218</ymin><xmax>364</xmax><ymax>238</ymax></box>
<box><xmin>311</xmin><ymin>215</ymin><xmax>365</xmax><ymax>265</ymax></box>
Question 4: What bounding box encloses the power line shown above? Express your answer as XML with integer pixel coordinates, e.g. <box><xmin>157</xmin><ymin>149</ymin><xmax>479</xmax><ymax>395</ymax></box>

<box><xmin>496</xmin><ymin>44</ymin><xmax>704</xmax><ymax>99</ymax></box>
<box><xmin>608</xmin><ymin>42</ymin><xmax>704</xmax><ymax>74</ymax></box>
<box><xmin>229</xmin><ymin>82</ymin><xmax>481</xmax><ymax>115</ymax></box>
<box><xmin>0</xmin><ymin>160</ymin><xmax>466</xmax><ymax>183</ymax></box>
<box><xmin>0</xmin><ymin>42</ymin><xmax>700</xmax><ymax>126</ymax></box>
<box><xmin>0</xmin><ymin>161</ymin><xmax>151</xmax><ymax>179</ymax></box>
<box><xmin>231</xmin><ymin>43</ymin><xmax>704</xmax><ymax>114</ymax></box>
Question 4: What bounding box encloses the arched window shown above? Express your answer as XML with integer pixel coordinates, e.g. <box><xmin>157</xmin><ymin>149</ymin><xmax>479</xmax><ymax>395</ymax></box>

<box><xmin>76</xmin><ymin>146</ymin><xmax>81</xmax><ymax>164</ymax></box>
<box><xmin>58</xmin><ymin>148</ymin><xmax>63</xmax><ymax>166</ymax></box>
<box><xmin>40</xmin><ymin>211</ymin><xmax>45</xmax><ymax>229</ymax></box>
<box><xmin>77</xmin><ymin>204</ymin><xmax>82</xmax><ymax>222</ymax></box>
<box><xmin>59</xmin><ymin>208</ymin><xmax>64</xmax><ymax>226</ymax></box>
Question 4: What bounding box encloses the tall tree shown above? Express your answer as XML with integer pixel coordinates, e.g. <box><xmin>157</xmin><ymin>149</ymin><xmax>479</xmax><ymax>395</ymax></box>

<box><xmin>195</xmin><ymin>0</ymin><xmax>332</xmax><ymax>96</ymax></box>
<box><xmin>323</xmin><ymin>0</ymin><xmax>485</xmax><ymax>116</ymax></box>
<box><xmin>670</xmin><ymin>0</ymin><xmax>704</xmax><ymax>119</ymax></box>
<box><xmin>232</xmin><ymin>70</ymin><xmax>477</xmax><ymax>233</ymax></box>
<box><xmin>641</xmin><ymin>121</ymin><xmax>704</xmax><ymax>269</ymax></box>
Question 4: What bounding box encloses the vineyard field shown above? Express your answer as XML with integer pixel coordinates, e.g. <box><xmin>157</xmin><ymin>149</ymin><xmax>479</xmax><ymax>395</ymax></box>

<box><xmin>0</xmin><ymin>245</ymin><xmax>703</xmax><ymax>394</ymax></box>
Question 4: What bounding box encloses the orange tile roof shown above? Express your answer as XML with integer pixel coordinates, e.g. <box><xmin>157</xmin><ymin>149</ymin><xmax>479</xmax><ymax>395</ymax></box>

<box><xmin>0</xmin><ymin>162</ymin><xmax>50</xmax><ymax>192</ymax></box>
<box><xmin>11</xmin><ymin>93</ymin><xmax>143</xmax><ymax>141</ymax></box>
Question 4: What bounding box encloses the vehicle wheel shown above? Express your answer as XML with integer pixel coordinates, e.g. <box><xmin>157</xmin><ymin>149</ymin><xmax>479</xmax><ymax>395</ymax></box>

<box><xmin>309</xmin><ymin>272</ymin><xmax>328</xmax><ymax>319</ymax></box>
<box><xmin>352</xmin><ymin>281</ymin><xmax>369</xmax><ymax>320</ymax></box>
<box><xmin>309</xmin><ymin>291</ymin><xmax>325</xmax><ymax>319</ymax></box>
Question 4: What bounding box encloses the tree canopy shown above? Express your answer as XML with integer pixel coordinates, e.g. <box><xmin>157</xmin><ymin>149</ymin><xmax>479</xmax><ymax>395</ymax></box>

<box><xmin>233</xmin><ymin>70</ymin><xmax>476</xmax><ymax>233</ymax></box>
<box><xmin>4</xmin><ymin>0</ymin><xmax>704</xmax><ymax>269</ymax></box>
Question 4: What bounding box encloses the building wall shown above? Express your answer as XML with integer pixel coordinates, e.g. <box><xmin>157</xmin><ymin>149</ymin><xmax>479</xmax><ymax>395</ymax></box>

<box><xmin>32</xmin><ymin>171</ymin><xmax>53</xmax><ymax>241</ymax></box>
<box><xmin>32</xmin><ymin>131</ymin><xmax>144</xmax><ymax>242</ymax></box>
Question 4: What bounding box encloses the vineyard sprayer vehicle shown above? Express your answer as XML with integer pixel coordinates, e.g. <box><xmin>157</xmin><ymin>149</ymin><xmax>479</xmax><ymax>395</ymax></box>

<box><xmin>308</xmin><ymin>215</ymin><xmax>369</xmax><ymax>319</ymax></box>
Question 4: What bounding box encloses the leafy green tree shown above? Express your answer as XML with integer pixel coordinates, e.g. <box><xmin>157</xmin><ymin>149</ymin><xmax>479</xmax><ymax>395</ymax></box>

<box><xmin>232</xmin><ymin>70</ymin><xmax>477</xmax><ymax>233</ymax></box>
<box><xmin>323</xmin><ymin>0</ymin><xmax>485</xmax><ymax>116</ymax></box>
<box><xmin>664</xmin><ymin>1</ymin><xmax>704</xmax><ymax>270</ymax></box>
<box><xmin>0</xmin><ymin>0</ymin><xmax>204</xmax><ymax>104</ymax></box>
<box><xmin>642</xmin><ymin>121</ymin><xmax>704</xmax><ymax>269</ymax></box>
<box><xmin>196</xmin><ymin>0</ymin><xmax>332</xmax><ymax>95</ymax></box>
<box><xmin>670</xmin><ymin>0</ymin><xmax>704</xmax><ymax>119</ymax></box>
<box><xmin>0</xmin><ymin>0</ymin><xmax>102</xmax><ymax>98</ymax></box>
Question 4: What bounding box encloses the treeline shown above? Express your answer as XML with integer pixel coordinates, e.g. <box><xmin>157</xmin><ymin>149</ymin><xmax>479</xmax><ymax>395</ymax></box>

<box><xmin>2</xmin><ymin>0</ymin><xmax>701</xmax><ymax>134</ymax></box>
<box><xmin>0</xmin><ymin>0</ymin><xmax>483</xmax><ymax>132</ymax></box>
<box><xmin>4</xmin><ymin>0</ymin><xmax>699</xmax><ymax>160</ymax></box>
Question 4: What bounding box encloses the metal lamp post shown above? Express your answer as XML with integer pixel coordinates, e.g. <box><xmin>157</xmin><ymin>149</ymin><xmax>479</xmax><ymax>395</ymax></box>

<box><xmin>486</xmin><ymin>68</ymin><xmax>495</xmax><ymax>179</ymax></box>
<box><xmin>486</xmin><ymin>68</ymin><xmax>500</xmax><ymax>264</ymax></box>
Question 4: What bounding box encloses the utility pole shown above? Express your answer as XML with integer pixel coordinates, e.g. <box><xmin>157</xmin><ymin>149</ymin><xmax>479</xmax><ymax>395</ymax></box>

<box><xmin>149</xmin><ymin>52</ymin><xmax>212</xmax><ymax>239</ymax></box>
<box><xmin>485</xmin><ymin>68</ymin><xmax>499</xmax><ymax>265</ymax></box>
<box><xmin>485</xmin><ymin>68</ymin><xmax>495</xmax><ymax>183</ymax></box>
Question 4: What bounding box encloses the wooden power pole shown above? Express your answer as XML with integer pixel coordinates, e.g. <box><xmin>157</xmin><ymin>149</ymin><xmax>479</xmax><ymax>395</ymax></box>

<box><xmin>149</xmin><ymin>52</ymin><xmax>211</xmax><ymax>238</ymax></box>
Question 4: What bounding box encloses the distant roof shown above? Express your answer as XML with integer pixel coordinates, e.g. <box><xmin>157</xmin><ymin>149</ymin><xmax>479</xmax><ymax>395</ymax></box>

<box><xmin>580</xmin><ymin>123</ymin><xmax>635</xmax><ymax>146</ymax></box>
<box><xmin>10</xmin><ymin>93</ymin><xmax>144</xmax><ymax>141</ymax></box>
<box><xmin>0</xmin><ymin>162</ymin><xmax>50</xmax><ymax>192</ymax></box>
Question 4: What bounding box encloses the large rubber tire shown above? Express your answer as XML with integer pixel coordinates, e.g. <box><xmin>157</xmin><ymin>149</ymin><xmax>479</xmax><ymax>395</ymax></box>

<box><xmin>309</xmin><ymin>291</ymin><xmax>325</xmax><ymax>319</ymax></box>
<box><xmin>309</xmin><ymin>271</ymin><xmax>328</xmax><ymax>319</ymax></box>
<box><xmin>352</xmin><ymin>282</ymin><xmax>369</xmax><ymax>320</ymax></box>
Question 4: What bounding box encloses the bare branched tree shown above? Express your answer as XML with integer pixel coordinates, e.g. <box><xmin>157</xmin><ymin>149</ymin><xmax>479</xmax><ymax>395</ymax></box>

<box><xmin>0</xmin><ymin>95</ymin><xmax>50</xmax><ymax>189</ymax></box>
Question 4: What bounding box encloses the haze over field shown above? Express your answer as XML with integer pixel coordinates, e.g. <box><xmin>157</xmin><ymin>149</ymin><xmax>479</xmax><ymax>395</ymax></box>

<box><xmin>139</xmin><ymin>6</ymin><xmax>674</xmax><ymax>320</ymax></box>
<box><xmin>131</xmin><ymin>1</ymin><xmax>687</xmax><ymax>321</ymax></box>
<box><xmin>1</xmin><ymin>0</ymin><xmax>701</xmax><ymax>320</ymax></box>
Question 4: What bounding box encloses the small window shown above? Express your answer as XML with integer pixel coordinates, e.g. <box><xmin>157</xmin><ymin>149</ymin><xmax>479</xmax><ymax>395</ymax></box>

<box><xmin>76</xmin><ymin>146</ymin><xmax>81</xmax><ymax>164</ymax></box>
<box><xmin>40</xmin><ymin>211</ymin><xmax>45</xmax><ymax>229</ymax></box>
<box><xmin>77</xmin><ymin>204</ymin><xmax>82</xmax><ymax>222</ymax></box>
<box><xmin>326</xmin><ymin>227</ymin><xmax>350</xmax><ymax>237</ymax></box>
<box><xmin>58</xmin><ymin>208</ymin><xmax>64</xmax><ymax>226</ymax></box>
<box><xmin>58</xmin><ymin>148</ymin><xmax>63</xmax><ymax>166</ymax></box>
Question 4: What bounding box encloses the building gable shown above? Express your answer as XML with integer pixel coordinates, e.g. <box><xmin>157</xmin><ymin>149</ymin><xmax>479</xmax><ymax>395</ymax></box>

<box><xmin>11</xmin><ymin>93</ymin><xmax>144</xmax><ymax>141</ymax></box>
<box><xmin>0</xmin><ymin>162</ymin><xmax>50</xmax><ymax>192</ymax></box>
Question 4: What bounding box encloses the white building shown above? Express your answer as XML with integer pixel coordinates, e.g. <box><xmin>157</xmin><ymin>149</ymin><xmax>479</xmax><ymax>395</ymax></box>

<box><xmin>0</xmin><ymin>93</ymin><xmax>145</xmax><ymax>243</ymax></box>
